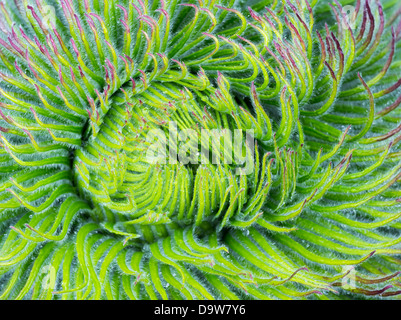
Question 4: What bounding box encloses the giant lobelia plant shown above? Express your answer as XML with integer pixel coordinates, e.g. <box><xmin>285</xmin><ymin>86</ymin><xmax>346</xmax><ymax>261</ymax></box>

<box><xmin>0</xmin><ymin>0</ymin><xmax>401</xmax><ymax>300</ymax></box>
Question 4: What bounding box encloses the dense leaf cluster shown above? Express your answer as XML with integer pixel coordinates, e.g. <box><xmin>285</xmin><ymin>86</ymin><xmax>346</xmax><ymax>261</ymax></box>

<box><xmin>0</xmin><ymin>0</ymin><xmax>401</xmax><ymax>299</ymax></box>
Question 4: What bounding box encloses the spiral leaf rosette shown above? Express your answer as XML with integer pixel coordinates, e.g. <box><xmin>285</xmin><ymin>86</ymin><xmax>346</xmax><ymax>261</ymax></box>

<box><xmin>0</xmin><ymin>0</ymin><xmax>401</xmax><ymax>300</ymax></box>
